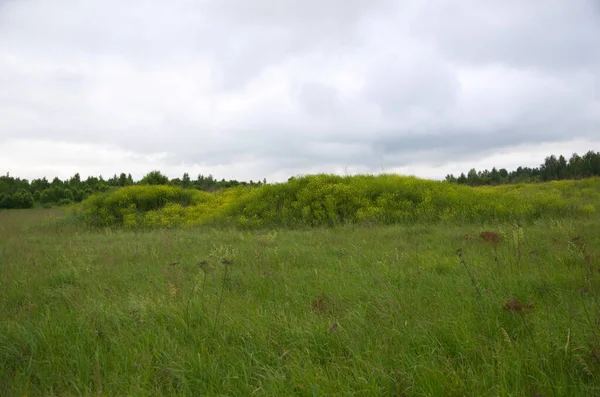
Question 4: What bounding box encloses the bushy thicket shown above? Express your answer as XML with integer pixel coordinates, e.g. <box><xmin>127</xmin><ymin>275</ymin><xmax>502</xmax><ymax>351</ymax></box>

<box><xmin>79</xmin><ymin>185</ymin><xmax>206</xmax><ymax>227</ymax></box>
<box><xmin>77</xmin><ymin>185</ymin><xmax>252</xmax><ymax>228</ymax></box>
<box><xmin>0</xmin><ymin>171</ymin><xmax>265</xmax><ymax>209</ymax></box>
<box><xmin>75</xmin><ymin>174</ymin><xmax>600</xmax><ymax>229</ymax></box>
<box><xmin>0</xmin><ymin>190</ymin><xmax>34</xmax><ymax>209</ymax></box>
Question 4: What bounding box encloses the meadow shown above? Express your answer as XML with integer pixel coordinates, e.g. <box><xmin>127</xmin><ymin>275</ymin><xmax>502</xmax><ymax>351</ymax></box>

<box><xmin>1</xmin><ymin>175</ymin><xmax>600</xmax><ymax>396</ymax></box>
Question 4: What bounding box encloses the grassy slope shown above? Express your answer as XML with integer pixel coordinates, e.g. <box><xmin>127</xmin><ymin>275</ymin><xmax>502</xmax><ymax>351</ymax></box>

<box><xmin>74</xmin><ymin>176</ymin><xmax>600</xmax><ymax>229</ymax></box>
<box><xmin>1</xmin><ymin>207</ymin><xmax>600</xmax><ymax>396</ymax></box>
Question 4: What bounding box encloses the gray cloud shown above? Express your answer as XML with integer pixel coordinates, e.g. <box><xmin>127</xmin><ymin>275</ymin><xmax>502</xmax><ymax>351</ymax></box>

<box><xmin>363</xmin><ymin>50</ymin><xmax>460</xmax><ymax>118</ymax></box>
<box><xmin>412</xmin><ymin>0</ymin><xmax>600</xmax><ymax>71</ymax></box>
<box><xmin>0</xmin><ymin>0</ymin><xmax>598</xmax><ymax>181</ymax></box>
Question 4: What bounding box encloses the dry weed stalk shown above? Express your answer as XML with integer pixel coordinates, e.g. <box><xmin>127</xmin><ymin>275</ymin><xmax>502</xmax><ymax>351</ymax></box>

<box><xmin>212</xmin><ymin>258</ymin><xmax>232</xmax><ymax>337</ymax></box>
<box><xmin>570</xmin><ymin>236</ymin><xmax>595</xmax><ymax>282</ymax></box>
<box><xmin>456</xmin><ymin>248</ymin><xmax>482</xmax><ymax>297</ymax></box>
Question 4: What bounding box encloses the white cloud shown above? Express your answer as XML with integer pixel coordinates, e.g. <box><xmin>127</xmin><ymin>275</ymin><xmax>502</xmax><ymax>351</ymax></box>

<box><xmin>0</xmin><ymin>0</ymin><xmax>598</xmax><ymax>181</ymax></box>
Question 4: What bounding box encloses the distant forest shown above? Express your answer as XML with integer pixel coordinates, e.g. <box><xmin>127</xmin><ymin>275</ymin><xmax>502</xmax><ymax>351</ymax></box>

<box><xmin>445</xmin><ymin>150</ymin><xmax>600</xmax><ymax>186</ymax></box>
<box><xmin>1</xmin><ymin>150</ymin><xmax>599</xmax><ymax>210</ymax></box>
<box><xmin>0</xmin><ymin>171</ymin><xmax>266</xmax><ymax>209</ymax></box>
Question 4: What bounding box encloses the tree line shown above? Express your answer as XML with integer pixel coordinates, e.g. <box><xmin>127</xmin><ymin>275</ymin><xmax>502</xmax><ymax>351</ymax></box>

<box><xmin>2</xmin><ymin>150</ymin><xmax>599</xmax><ymax>209</ymax></box>
<box><xmin>445</xmin><ymin>150</ymin><xmax>600</xmax><ymax>186</ymax></box>
<box><xmin>0</xmin><ymin>170</ymin><xmax>266</xmax><ymax>209</ymax></box>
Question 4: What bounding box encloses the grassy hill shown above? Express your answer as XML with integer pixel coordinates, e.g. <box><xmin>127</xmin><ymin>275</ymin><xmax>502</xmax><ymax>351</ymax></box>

<box><xmin>74</xmin><ymin>174</ymin><xmax>600</xmax><ymax>229</ymax></box>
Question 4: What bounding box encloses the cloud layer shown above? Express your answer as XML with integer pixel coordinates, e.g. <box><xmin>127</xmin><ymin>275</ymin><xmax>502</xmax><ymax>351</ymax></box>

<box><xmin>0</xmin><ymin>0</ymin><xmax>598</xmax><ymax>181</ymax></box>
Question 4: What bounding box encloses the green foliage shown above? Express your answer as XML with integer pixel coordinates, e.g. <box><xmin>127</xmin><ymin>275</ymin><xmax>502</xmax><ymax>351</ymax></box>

<box><xmin>139</xmin><ymin>170</ymin><xmax>170</xmax><ymax>185</ymax></box>
<box><xmin>78</xmin><ymin>185</ymin><xmax>209</xmax><ymax>227</ymax></box>
<box><xmin>448</xmin><ymin>150</ymin><xmax>600</xmax><ymax>185</ymax></box>
<box><xmin>75</xmin><ymin>174</ymin><xmax>600</xmax><ymax>229</ymax></box>
<box><xmin>0</xmin><ymin>189</ymin><xmax>34</xmax><ymax>209</ymax></box>
<box><xmin>0</xmin><ymin>170</ymin><xmax>265</xmax><ymax>209</ymax></box>
<box><xmin>2</xmin><ymin>149</ymin><xmax>598</xmax><ymax>211</ymax></box>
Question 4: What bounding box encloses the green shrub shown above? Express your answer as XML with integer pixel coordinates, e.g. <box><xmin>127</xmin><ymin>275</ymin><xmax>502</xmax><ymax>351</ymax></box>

<box><xmin>75</xmin><ymin>175</ymin><xmax>600</xmax><ymax>229</ymax></box>
<box><xmin>77</xmin><ymin>185</ymin><xmax>206</xmax><ymax>227</ymax></box>
<box><xmin>58</xmin><ymin>198</ymin><xmax>74</xmax><ymax>206</ymax></box>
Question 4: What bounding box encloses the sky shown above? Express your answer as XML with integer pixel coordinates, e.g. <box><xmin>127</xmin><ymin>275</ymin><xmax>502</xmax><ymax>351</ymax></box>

<box><xmin>0</xmin><ymin>0</ymin><xmax>599</xmax><ymax>182</ymax></box>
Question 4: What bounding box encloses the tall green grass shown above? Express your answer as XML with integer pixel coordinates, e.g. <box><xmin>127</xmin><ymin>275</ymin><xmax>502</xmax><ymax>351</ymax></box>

<box><xmin>75</xmin><ymin>175</ymin><xmax>600</xmax><ymax>229</ymax></box>
<box><xmin>1</xmin><ymin>208</ymin><xmax>600</xmax><ymax>396</ymax></box>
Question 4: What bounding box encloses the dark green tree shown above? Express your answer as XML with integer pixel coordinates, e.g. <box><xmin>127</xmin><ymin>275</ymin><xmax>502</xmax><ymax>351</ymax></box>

<box><xmin>139</xmin><ymin>170</ymin><xmax>169</xmax><ymax>185</ymax></box>
<box><xmin>182</xmin><ymin>173</ymin><xmax>191</xmax><ymax>188</ymax></box>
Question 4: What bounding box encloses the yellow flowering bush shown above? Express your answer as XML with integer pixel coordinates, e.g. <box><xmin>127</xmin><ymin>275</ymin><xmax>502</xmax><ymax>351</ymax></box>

<box><xmin>75</xmin><ymin>175</ymin><xmax>600</xmax><ymax>229</ymax></box>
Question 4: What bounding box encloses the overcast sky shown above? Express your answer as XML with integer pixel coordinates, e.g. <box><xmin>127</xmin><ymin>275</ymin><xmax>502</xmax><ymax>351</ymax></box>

<box><xmin>1</xmin><ymin>0</ymin><xmax>599</xmax><ymax>182</ymax></box>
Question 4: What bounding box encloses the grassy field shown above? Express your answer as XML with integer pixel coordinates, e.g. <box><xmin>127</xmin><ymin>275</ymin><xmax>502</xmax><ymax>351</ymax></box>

<box><xmin>1</xmin><ymin>204</ymin><xmax>600</xmax><ymax>396</ymax></box>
